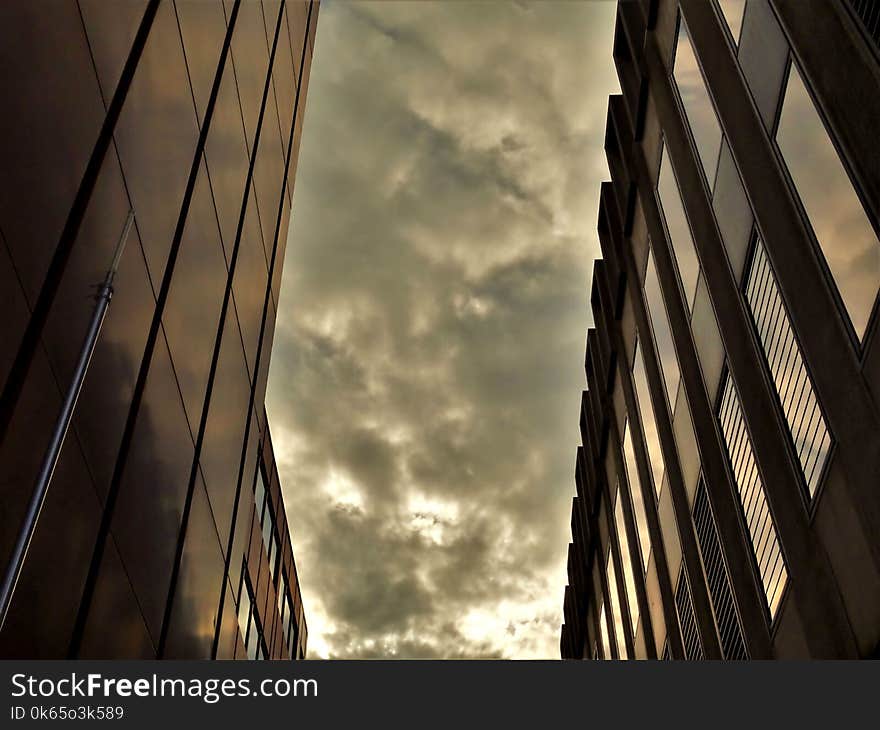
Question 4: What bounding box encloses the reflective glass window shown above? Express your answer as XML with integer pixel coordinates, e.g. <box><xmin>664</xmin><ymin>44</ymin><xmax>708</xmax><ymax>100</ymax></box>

<box><xmin>776</xmin><ymin>63</ymin><xmax>880</xmax><ymax>340</ymax></box>
<box><xmin>246</xmin><ymin>609</ymin><xmax>259</xmax><ymax>660</ymax></box>
<box><xmin>622</xmin><ymin>420</ymin><xmax>652</xmax><ymax>574</ymax></box>
<box><xmin>287</xmin><ymin>615</ymin><xmax>302</xmax><ymax>659</ymax></box>
<box><xmin>255</xmin><ymin>466</ymin><xmax>267</xmax><ymax>522</ymax></box>
<box><xmin>613</xmin><ymin>484</ymin><xmax>640</xmax><ymax>638</ymax></box>
<box><xmin>605</xmin><ymin>547</ymin><xmax>628</xmax><ymax>659</ymax></box>
<box><xmin>236</xmin><ymin>587</ymin><xmax>250</xmax><ymax>644</ymax></box>
<box><xmin>644</xmin><ymin>247</ymin><xmax>681</xmax><ymax>406</ymax></box>
<box><xmin>632</xmin><ymin>338</ymin><xmax>666</xmax><ymax>493</ymax></box>
<box><xmin>278</xmin><ymin>574</ymin><xmax>287</xmax><ymax>620</ymax></box>
<box><xmin>717</xmin><ymin>0</ymin><xmax>746</xmax><ymax>45</ymax></box>
<box><xmin>598</xmin><ymin>601</ymin><xmax>611</xmax><ymax>659</ymax></box>
<box><xmin>657</xmin><ymin>144</ymin><xmax>701</xmax><ymax>310</ymax></box>
<box><xmin>673</xmin><ymin>16</ymin><xmax>723</xmax><ymax>185</ymax></box>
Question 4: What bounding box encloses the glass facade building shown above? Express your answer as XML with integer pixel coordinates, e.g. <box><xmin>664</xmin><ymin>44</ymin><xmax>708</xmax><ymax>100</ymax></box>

<box><xmin>0</xmin><ymin>0</ymin><xmax>317</xmax><ymax>659</ymax></box>
<box><xmin>562</xmin><ymin>0</ymin><xmax>880</xmax><ymax>659</ymax></box>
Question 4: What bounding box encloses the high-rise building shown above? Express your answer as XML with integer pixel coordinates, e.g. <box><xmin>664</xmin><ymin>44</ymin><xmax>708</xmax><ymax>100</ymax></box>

<box><xmin>561</xmin><ymin>0</ymin><xmax>880</xmax><ymax>659</ymax></box>
<box><xmin>0</xmin><ymin>0</ymin><xmax>317</xmax><ymax>659</ymax></box>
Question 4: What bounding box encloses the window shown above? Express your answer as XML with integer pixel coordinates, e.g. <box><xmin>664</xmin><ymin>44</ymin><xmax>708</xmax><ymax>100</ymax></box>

<box><xmin>670</xmin><ymin>10</ymin><xmax>834</xmax><ymax>496</ymax></box>
<box><xmin>631</xmin><ymin>338</ymin><xmax>666</xmax><ymax>494</ymax></box>
<box><xmin>776</xmin><ymin>62</ymin><xmax>880</xmax><ymax>341</ymax></box>
<box><xmin>717</xmin><ymin>373</ymin><xmax>787</xmax><ymax>616</ymax></box>
<box><xmin>673</xmin><ymin>15</ymin><xmax>723</xmax><ymax>185</ymax></box>
<box><xmin>236</xmin><ymin>571</ymin><xmax>266</xmax><ymax>661</ymax></box>
<box><xmin>605</xmin><ymin>545</ymin><xmax>628</xmax><ymax>659</ymax></box>
<box><xmin>277</xmin><ymin>571</ymin><xmax>300</xmax><ymax>660</ymax></box>
<box><xmin>692</xmin><ymin>480</ymin><xmax>747</xmax><ymax>659</ymax></box>
<box><xmin>717</xmin><ymin>0</ymin><xmax>746</xmax><ymax>45</ymax></box>
<box><xmin>613</xmin><ymin>483</ymin><xmax>640</xmax><ymax>638</ymax></box>
<box><xmin>622</xmin><ymin>420</ymin><xmax>651</xmax><ymax>574</ymax></box>
<box><xmin>254</xmin><ymin>461</ymin><xmax>280</xmax><ymax>583</ymax></box>
<box><xmin>598</xmin><ymin>600</ymin><xmax>612</xmax><ymax>659</ymax></box>
<box><xmin>745</xmin><ymin>238</ymin><xmax>831</xmax><ymax>495</ymax></box>
<box><xmin>675</xmin><ymin>566</ymin><xmax>703</xmax><ymax>660</ymax></box>
<box><xmin>657</xmin><ymin>143</ymin><xmax>701</xmax><ymax>311</ymax></box>
<box><xmin>644</xmin><ymin>246</ymin><xmax>681</xmax><ymax>406</ymax></box>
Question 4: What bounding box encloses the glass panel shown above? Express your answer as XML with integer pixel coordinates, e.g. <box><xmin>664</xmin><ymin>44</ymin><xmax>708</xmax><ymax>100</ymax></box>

<box><xmin>278</xmin><ymin>574</ymin><xmax>287</xmax><ymax>618</ymax></box>
<box><xmin>598</xmin><ymin>601</ymin><xmax>611</xmax><ymax>660</ymax></box>
<box><xmin>287</xmin><ymin>616</ymin><xmax>296</xmax><ymax>659</ymax></box>
<box><xmin>255</xmin><ymin>464</ymin><xmax>267</xmax><ymax>523</ymax></box>
<box><xmin>262</xmin><ymin>504</ymin><xmax>273</xmax><ymax>547</ymax></box>
<box><xmin>745</xmin><ymin>238</ymin><xmax>831</xmax><ymax>495</ymax></box>
<box><xmin>632</xmin><ymin>338</ymin><xmax>666</xmax><ymax>493</ymax></box>
<box><xmin>605</xmin><ymin>547</ymin><xmax>629</xmax><ymax>659</ymax></box>
<box><xmin>657</xmin><ymin>144</ymin><xmax>701</xmax><ymax>310</ymax></box>
<box><xmin>237</xmin><ymin>586</ymin><xmax>250</xmax><ymax>641</ymax></box>
<box><xmin>717</xmin><ymin>0</ymin><xmax>746</xmax><ymax>45</ymax></box>
<box><xmin>673</xmin><ymin>15</ymin><xmax>723</xmax><ymax>185</ymax></box>
<box><xmin>622</xmin><ymin>421</ymin><xmax>652</xmax><ymax>573</ymax></box>
<box><xmin>614</xmin><ymin>485</ymin><xmax>640</xmax><ymax>638</ymax></box>
<box><xmin>691</xmin><ymin>275</ymin><xmax>725</xmax><ymax>397</ymax></box>
<box><xmin>245</xmin><ymin>610</ymin><xmax>258</xmax><ymax>661</ymax></box>
<box><xmin>712</xmin><ymin>141</ymin><xmax>753</xmax><ymax>281</ymax></box>
<box><xmin>162</xmin><ymin>479</ymin><xmax>225</xmax><ymax>658</ymax></box>
<box><xmin>776</xmin><ymin>63</ymin><xmax>880</xmax><ymax>340</ymax></box>
<box><xmin>717</xmin><ymin>374</ymin><xmax>788</xmax><ymax>615</ymax></box>
<box><xmin>644</xmin><ymin>247</ymin><xmax>681</xmax><ymax>406</ymax></box>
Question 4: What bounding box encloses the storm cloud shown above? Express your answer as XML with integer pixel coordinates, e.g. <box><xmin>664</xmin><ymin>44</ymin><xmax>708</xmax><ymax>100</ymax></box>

<box><xmin>266</xmin><ymin>0</ymin><xmax>618</xmax><ymax>658</ymax></box>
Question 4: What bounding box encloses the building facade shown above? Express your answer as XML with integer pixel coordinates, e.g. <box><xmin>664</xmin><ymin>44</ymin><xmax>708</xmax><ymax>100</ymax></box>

<box><xmin>561</xmin><ymin>0</ymin><xmax>880</xmax><ymax>659</ymax></box>
<box><xmin>0</xmin><ymin>0</ymin><xmax>316</xmax><ymax>659</ymax></box>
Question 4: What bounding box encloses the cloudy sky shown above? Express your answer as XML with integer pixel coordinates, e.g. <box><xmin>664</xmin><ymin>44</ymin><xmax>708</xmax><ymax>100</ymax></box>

<box><xmin>266</xmin><ymin>0</ymin><xmax>619</xmax><ymax>659</ymax></box>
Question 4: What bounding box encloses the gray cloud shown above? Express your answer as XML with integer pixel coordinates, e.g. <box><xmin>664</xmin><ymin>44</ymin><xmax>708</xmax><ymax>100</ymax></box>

<box><xmin>266</xmin><ymin>0</ymin><xmax>618</xmax><ymax>658</ymax></box>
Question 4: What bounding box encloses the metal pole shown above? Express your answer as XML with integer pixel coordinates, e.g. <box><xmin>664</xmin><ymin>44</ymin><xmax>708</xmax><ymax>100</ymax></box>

<box><xmin>0</xmin><ymin>210</ymin><xmax>134</xmax><ymax>630</ymax></box>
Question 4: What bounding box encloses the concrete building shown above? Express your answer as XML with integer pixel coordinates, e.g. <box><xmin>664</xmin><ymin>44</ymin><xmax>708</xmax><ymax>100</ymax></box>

<box><xmin>561</xmin><ymin>0</ymin><xmax>880</xmax><ymax>659</ymax></box>
<box><xmin>0</xmin><ymin>0</ymin><xmax>317</xmax><ymax>659</ymax></box>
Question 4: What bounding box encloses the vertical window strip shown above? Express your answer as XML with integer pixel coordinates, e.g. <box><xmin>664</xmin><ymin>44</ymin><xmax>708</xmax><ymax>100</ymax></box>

<box><xmin>692</xmin><ymin>481</ymin><xmax>748</xmax><ymax>659</ymax></box>
<box><xmin>674</xmin><ymin>565</ymin><xmax>703</xmax><ymax>660</ymax></box>
<box><xmin>255</xmin><ymin>463</ymin><xmax>279</xmax><ymax>582</ymax></box>
<box><xmin>614</xmin><ymin>485</ymin><xmax>641</xmax><ymax>638</ymax></box>
<box><xmin>605</xmin><ymin>547</ymin><xmax>629</xmax><ymax>659</ymax></box>
<box><xmin>632</xmin><ymin>338</ymin><xmax>667</xmax><ymax>495</ymax></box>
<box><xmin>644</xmin><ymin>247</ymin><xmax>681</xmax><ymax>407</ymax></box>
<box><xmin>672</xmin><ymin>15</ymin><xmax>723</xmax><ymax>186</ymax></box>
<box><xmin>745</xmin><ymin>239</ymin><xmax>831</xmax><ymax>495</ymax></box>
<box><xmin>622</xmin><ymin>420</ymin><xmax>652</xmax><ymax>573</ymax></box>
<box><xmin>237</xmin><ymin>571</ymin><xmax>264</xmax><ymax>660</ymax></box>
<box><xmin>598</xmin><ymin>601</ymin><xmax>612</xmax><ymax>659</ymax></box>
<box><xmin>657</xmin><ymin>144</ymin><xmax>701</xmax><ymax>311</ymax></box>
<box><xmin>717</xmin><ymin>375</ymin><xmax>788</xmax><ymax>615</ymax></box>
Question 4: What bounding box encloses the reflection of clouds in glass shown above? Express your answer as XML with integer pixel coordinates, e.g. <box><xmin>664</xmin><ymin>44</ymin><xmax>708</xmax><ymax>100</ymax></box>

<box><xmin>604</xmin><ymin>545</ymin><xmax>628</xmax><ymax>658</ymax></box>
<box><xmin>745</xmin><ymin>239</ymin><xmax>830</xmax><ymax>495</ymax></box>
<box><xmin>622</xmin><ymin>420</ymin><xmax>651</xmax><ymax>574</ymax></box>
<box><xmin>613</xmin><ymin>485</ymin><xmax>640</xmax><ymax>639</ymax></box>
<box><xmin>673</xmin><ymin>17</ymin><xmax>722</xmax><ymax>185</ymax></box>
<box><xmin>632</xmin><ymin>339</ymin><xmax>666</xmax><ymax>495</ymax></box>
<box><xmin>657</xmin><ymin>145</ymin><xmax>701</xmax><ymax>310</ymax></box>
<box><xmin>777</xmin><ymin>64</ymin><xmax>880</xmax><ymax>340</ymax></box>
<box><xmin>644</xmin><ymin>247</ymin><xmax>681</xmax><ymax>407</ymax></box>
<box><xmin>717</xmin><ymin>0</ymin><xmax>746</xmax><ymax>44</ymax></box>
